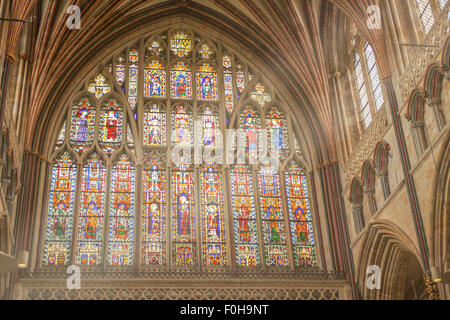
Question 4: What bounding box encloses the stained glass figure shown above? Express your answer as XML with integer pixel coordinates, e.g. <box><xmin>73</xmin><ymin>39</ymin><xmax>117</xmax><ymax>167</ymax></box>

<box><xmin>144</xmin><ymin>104</ymin><xmax>166</xmax><ymax>146</ymax></box>
<box><xmin>107</xmin><ymin>155</ymin><xmax>136</xmax><ymax>265</ymax></box>
<box><xmin>230</xmin><ymin>166</ymin><xmax>260</xmax><ymax>267</ymax></box>
<box><xmin>265</xmin><ymin>107</ymin><xmax>289</xmax><ymax>157</ymax></box>
<box><xmin>201</xmin><ymin>165</ymin><xmax>227</xmax><ymax>266</ymax></box>
<box><xmin>200</xmin><ymin>106</ymin><xmax>219</xmax><ymax>149</ymax></box>
<box><xmin>250</xmin><ymin>82</ymin><xmax>271</xmax><ymax>106</ymax></box>
<box><xmin>172</xmin><ymin>164</ymin><xmax>196</xmax><ymax>266</ymax></box>
<box><xmin>239</xmin><ymin>106</ymin><xmax>261</xmax><ymax>154</ymax></box>
<box><xmin>197</xmin><ymin>64</ymin><xmax>218</xmax><ymax>101</ymax></box>
<box><xmin>144</xmin><ymin>60</ymin><xmax>166</xmax><ymax>99</ymax></box>
<box><xmin>43</xmin><ymin>152</ymin><xmax>77</xmax><ymax>265</ymax></box>
<box><xmin>285</xmin><ymin>162</ymin><xmax>316</xmax><ymax>267</ymax></box>
<box><xmin>56</xmin><ymin>121</ymin><xmax>66</xmax><ymax>148</ymax></box>
<box><xmin>142</xmin><ymin>155</ymin><xmax>167</xmax><ymax>265</ymax></box>
<box><xmin>171</xmin><ymin>105</ymin><xmax>193</xmax><ymax>146</ymax></box>
<box><xmin>170</xmin><ymin>31</ymin><xmax>192</xmax><ymax>57</ymax></box>
<box><xmin>70</xmin><ymin>99</ymin><xmax>95</xmax><ymax>153</ymax></box>
<box><xmin>258</xmin><ymin>166</ymin><xmax>288</xmax><ymax>266</ymax></box>
<box><xmin>223</xmin><ymin>55</ymin><xmax>234</xmax><ymax>113</ymax></box>
<box><xmin>115</xmin><ymin>55</ymin><xmax>126</xmax><ymax>86</ymax></box>
<box><xmin>170</xmin><ymin>62</ymin><xmax>192</xmax><ymax>100</ymax></box>
<box><xmin>76</xmin><ymin>153</ymin><xmax>106</xmax><ymax>265</ymax></box>
<box><xmin>88</xmin><ymin>74</ymin><xmax>111</xmax><ymax>99</ymax></box>
<box><xmin>99</xmin><ymin>99</ymin><xmax>123</xmax><ymax>154</ymax></box>
<box><xmin>128</xmin><ymin>49</ymin><xmax>139</xmax><ymax>110</ymax></box>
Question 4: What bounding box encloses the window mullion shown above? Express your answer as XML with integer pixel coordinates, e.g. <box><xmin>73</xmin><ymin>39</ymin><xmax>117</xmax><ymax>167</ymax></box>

<box><xmin>359</xmin><ymin>49</ymin><xmax>377</xmax><ymax>122</ymax></box>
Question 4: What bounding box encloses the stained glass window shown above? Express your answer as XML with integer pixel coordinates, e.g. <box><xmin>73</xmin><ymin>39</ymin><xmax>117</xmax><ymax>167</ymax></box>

<box><xmin>127</xmin><ymin>125</ymin><xmax>134</xmax><ymax>149</ymax></box>
<box><xmin>170</xmin><ymin>31</ymin><xmax>192</xmax><ymax>57</ymax></box>
<box><xmin>223</xmin><ymin>55</ymin><xmax>234</xmax><ymax>113</ymax></box>
<box><xmin>128</xmin><ymin>49</ymin><xmax>139</xmax><ymax>110</ymax></box>
<box><xmin>108</xmin><ymin>155</ymin><xmax>136</xmax><ymax>265</ymax></box>
<box><xmin>148</xmin><ymin>40</ymin><xmax>162</xmax><ymax>56</ymax></box>
<box><xmin>250</xmin><ymin>82</ymin><xmax>271</xmax><ymax>106</ymax></box>
<box><xmin>144</xmin><ymin>104</ymin><xmax>166</xmax><ymax>146</ymax></box>
<box><xmin>199</xmin><ymin>44</ymin><xmax>213</xmax><ymax>59</ymax></box>
<box><xmin>43</xmin><ymin>152</ymin><xmax>77</xmax><ymax>265</ymax></box>
<box><xmin>76</xmin><ymin>153</ymin><xmax>107</xmax><ymax>265</ymax></box>
<box><xmin>236</xmin><ymin>64</ymin><xmax>245</xmax><ymax>99</ymax></box>
<box><xmin>88</xmin><ymin>74</ymin><xmax>111</xmax><ymax>99</ymax></box>
<box><xmin>171</xmin><ymin>61</ymin><xmax>192</xmax><ymax>100</ymax></box>
<box><xmin>142</xmin><ymin>155</ymin><xmax>167</xmax><ymax>265</ymax></box>
<box><xmin>171</xmin><ymin>164</ymin><xmax>197</xmax><ymax>266</ymax></box>
<box><xmin>171</xmin><ymin>105</ymin><xmax>193</xmax><ymax>146</ymax></box>
<box><xmin>99</xmin><ymin>99</ymin><xmax>123</xmax><ymax>154</ymax></box>
<box><xmin>70</xmin><ymin>99</ymin><xmax>96</xmax><ymax>153</ymax></box>
<box><xmin>145</xmin><ymin>60</ymin><xmax>166</xmax><ymax>99</ymax></box>
<box><xmin>230</xmin><ymin>166</ymin><xmax>260</xmax><ymax>267</ymax></box>
<box><xmin>240</xmin><ymin>106</ymin><xmax>261</xmax><ymax>154</ymax></box>
<box><xmin>285</xmin><ymin>162</ymin><xmax>316</xmax><ymax>267</ymax></box>
<box><xmin>200</xmin><ymin>106</ymin><xmax>219</xmax><ymax>148</ymax></box>
<box><xmin>201</xmin><ymin>165</ymin><xmax>227</xmax><ymax>266</ymax></box>
<box><xmin>56</xmin><ymin>122</ymin><xmax>66</xmax><ymax>148</ymax></box>
<box><xmin>258</xmin><ymin>166</ymin><xmax>288</xmax><ymax>267</ymax></box>
<box><xmin>265</xmin><ymin>107</ymin><xmax>289</xmax><ymax>157</ymax></box>
<box><xmin>115</xmin><ymin>55</ymin><xmax>126</xmax><ymax>87</ymax></box>
<box><xmin>197</xmin><ymin>64</ymin><xmax>218</xmax><ymax>101</ymax></box>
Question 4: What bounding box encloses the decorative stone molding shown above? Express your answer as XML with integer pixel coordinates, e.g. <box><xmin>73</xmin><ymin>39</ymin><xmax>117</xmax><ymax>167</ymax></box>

<box><xmin>343</xmin><ymin>106</ymin><xmax>388</xmax><ymax>187</ymax></box>
<box><xmin>398</xmin><ymin>4</ymin><xmax>449</xmax><ymax>103</ymax></box>
<box><xmin>15</xmin><ymin>270</ymin><xmax>348</xmax><ymax>300</ymax></box>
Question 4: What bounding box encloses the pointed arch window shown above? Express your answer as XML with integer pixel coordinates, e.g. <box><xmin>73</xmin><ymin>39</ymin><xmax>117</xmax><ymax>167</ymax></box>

<box><xmin>142</xmin><ymin>155</ymin><xmax>167</xmax><ymax>265</ymax></box>
<box><xmin>352</xmin><ymin>42</ymin><xmax>385</xmax><ymax>130</ymax></box>
<box><xmin>76</xmin><ymin>153</ymin><xmax>107</xmax><ymax>265</ymax></box>
<box><xmin>107</xmin><ymin>155</ymin><xmax>136</xmax><ymax>265</ymax></box>
<box><xmin>171</xmin><ymin>163</ymin><xmax>197</xmax><ymax>266</ymax></box>
<box><xmin>285</xmin><ymin>162</ymin><xmax>317</xmax><ymax>267</ymax></box>
<box><xmin>415</xmin><ymin>0</ymin><xmax>435</xmax><ymax>34</ymax></box>
<box><xmin>42</xmin><ymin>28</ymin><xmax>321</xmax><ymax>272</ymax></box>
<box><xmin>43</xmin><ymin>152</ymin><xmax>77</xmax><ymax>265</ymax></box>
<box><xmin>230</xmin><ymin>165</ymin><xmax>260</xmax><ymax>267</ymax></box>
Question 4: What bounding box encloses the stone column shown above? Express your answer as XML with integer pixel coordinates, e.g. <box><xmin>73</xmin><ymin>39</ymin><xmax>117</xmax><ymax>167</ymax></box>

<box><xmin>427</xmin><ymin>98</ymin><xmax>446</xmax><ymax>132</ymax></box>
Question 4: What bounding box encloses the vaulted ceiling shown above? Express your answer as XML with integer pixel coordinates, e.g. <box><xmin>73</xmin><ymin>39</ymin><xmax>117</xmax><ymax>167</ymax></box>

<box><xmin>5</xmin><ymin>0</ymin><xmax>389</xmax><ymax>166</ymax></box>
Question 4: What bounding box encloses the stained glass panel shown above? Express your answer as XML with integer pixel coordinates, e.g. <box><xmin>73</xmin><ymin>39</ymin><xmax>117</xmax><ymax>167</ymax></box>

<box><xmin>144</xmin><ymin>104</ymin><xmax>166</xmax><ymax>146</ymax></box>
<box><xmin>171</xmin><ymin>62</ymin><xmax>192</xmax><ymax>100</ymax></box>
<box><xmin>115</xmin><ymin>56</ymin><xmax>125</xmax><ymax>86</ymax></box>
<box><xmin>43</xmin><ymin>152</ymin><xmax>77</xmax><ymax>265</ymax></box>
<box><xmin>99</xmin><ymin>99</ymin><xmax>123</xmax><ymax>154</ymax></box>
<box><xmin>265</xmin><ymin>107</ymin><xmax>289</xmax><ymax>157</ymax></box>
<box><xmin>148</xmin><ymin>41</ymin><xmax>162</xmax><ymax>56</ymax></box>
<box><xmin>142</xmin><ymin>156</ymin><xmax>167</xmax><ymax>265</ymax></box>
<box><xmin>236</xmin><ymin>64</ymin><xmax>245</xmax><ymax>100</ymax></box>
<box><xmin>196</xmin><ymin>64</ymin><xmax>218</xmax><ymax>101</ymax></box>
<box><xmin>70</xmin><ymin>99</ymin><xmax>96</xmax><ymax>153</ymax></box>
<box><xmin>170</xmin><ymin>31</ymin><xmax>192</xmax><ymax>57</ymax></box>
<box><xmin>240</xmin><ymin>106</ymin><xmax>261</xmax><ymax>154</ymax></box>
<box><xmin>127</xmin><ymin>125</ymin><xmax>134</xmax><ymax>149</ymax></box>
<box><xmin>200</xmin><ymin>106</ymin><xmax>219</xmax><ymax>149</ymax></box>
<box><xmin>56</xmin><ymin>122</ymin><xmax>66</xmax><ymax>148</ymax></box>
<box><xmin>201</xmin><ymin>165</ymin><xmax>227</xmax><ymax>266</ymax></box>
<box><xmin>171</xmin><ymin>105</ymin><xmax>193</xmax><ymax>146</ymax></box>
<box><xmin>250</xmin><ymin>82</ymin><xmax>271</xmax><ymax>106</ymax></box>
<box><xmin>88</xmin><ymin>74</ymin><xmax>111</xmax><ymax>99</ymax></box>
<box><xmin>223</xmin><ymin>55</ymin><xmax>234</xmax><ymax>113</ymax></box>
<box><xmin>199</xmin><ymin>44</ymin><xmax>213</xmax><ymax>59</ymax></box>
<box><xmin>128</xmin><ymin>49</ymin><xmax>139</xmax><ymax>110</ymax></box>
<box><xmin>258</xmin><ymin>166</ymin><xmax>288</xmax><ymax>266</ymax></box>
<box><xmin>76</xmin><ymin>153</ymin><xmax>106</xmax><ymax>265</ymax></box>
<box><xmin>144</xmin><ymin>60</ymin><xmax>166</xmax><ymax>99</ymax></box>
<box><xmin>171</xmin><ymin>164</ymin><xmax>197</xmax><ymax>266</ymax></box>
<box><xmin>285</xmin><ymin>162</ymin><xmax>316</xmax><ymax>267</ymax></box>
<box><xmin>108</xmin><ymin>155</ymin><xmax>136</xmax><ymax>265</ymax></box>
<box><xmin>230</xmin><ymin>165</ymin><xmax>260</xmax><ymax>267</ymax></box>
